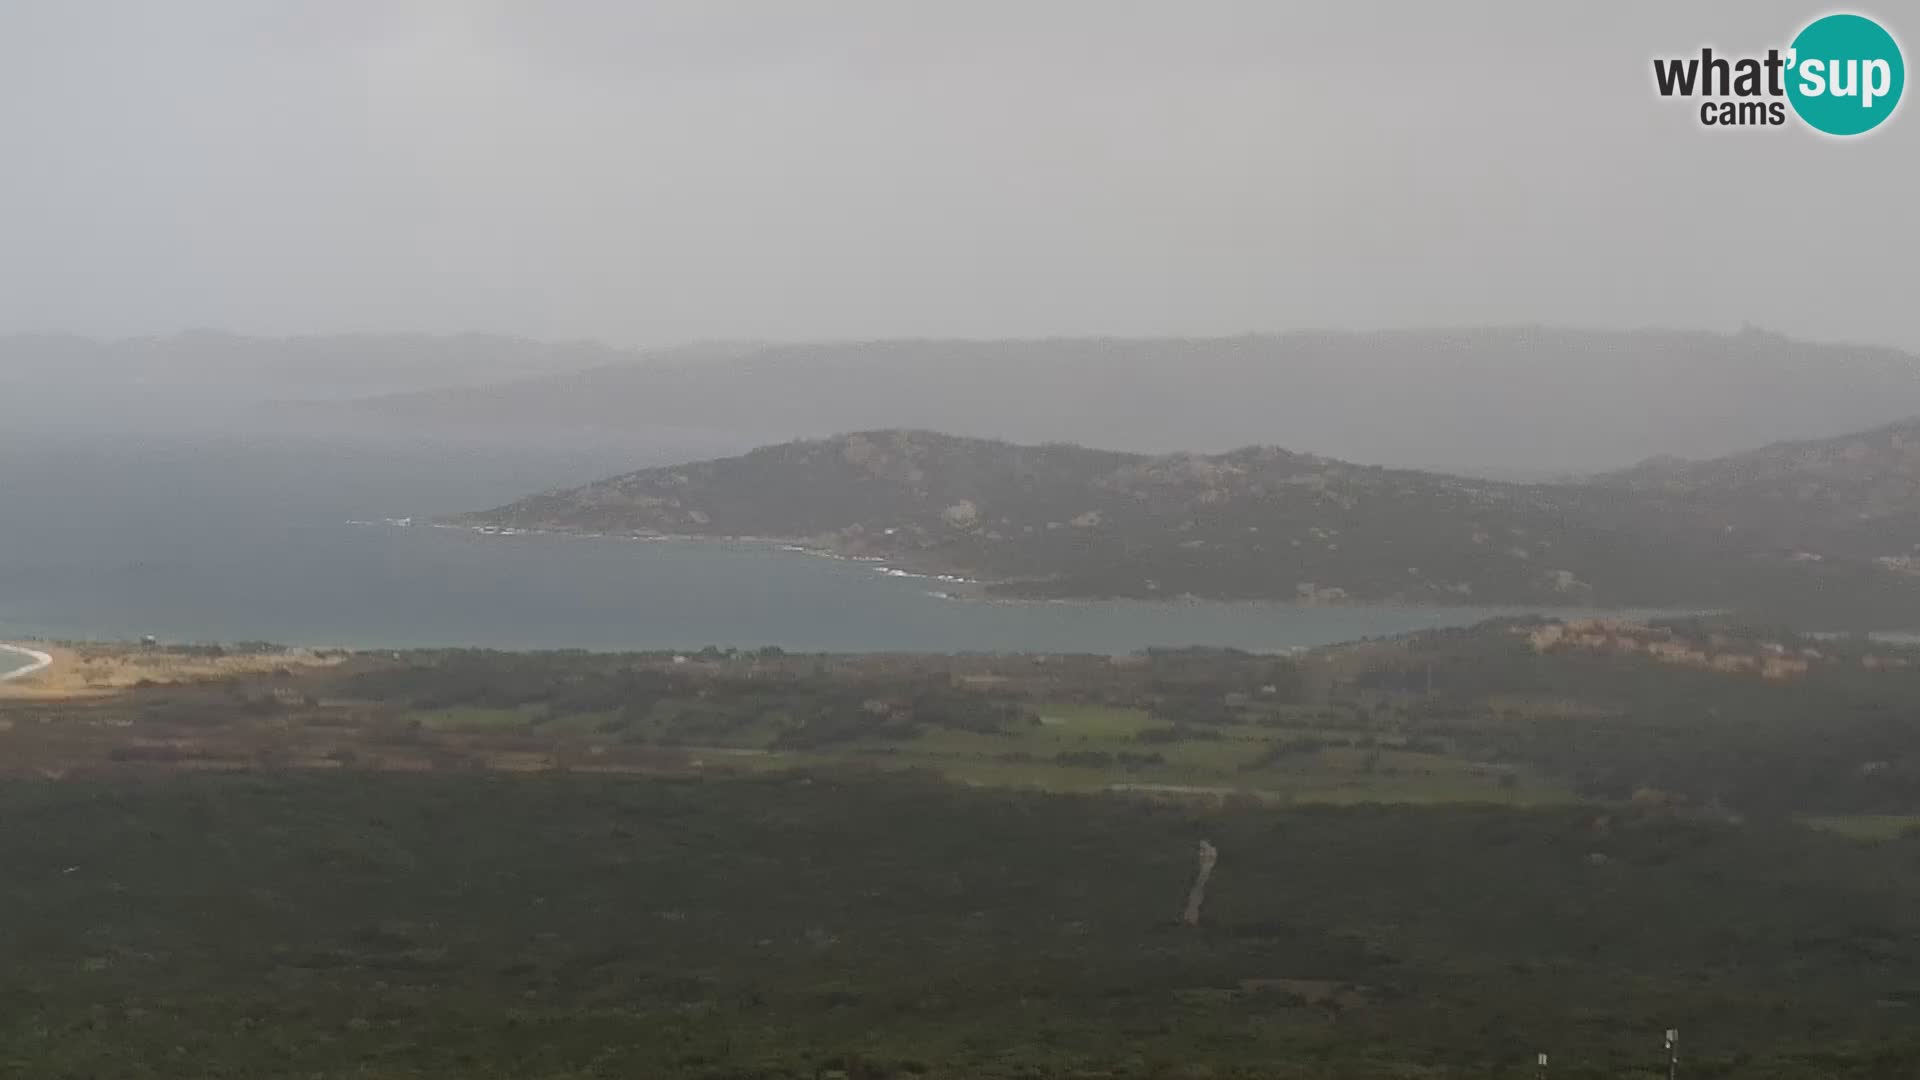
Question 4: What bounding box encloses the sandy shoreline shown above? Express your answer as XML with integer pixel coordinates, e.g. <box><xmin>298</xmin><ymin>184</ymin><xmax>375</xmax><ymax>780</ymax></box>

<box><xmin>0</xmin><ymin>643</ymin><xmax>54</xmax><ymax>683</ymax></box>
<box><xmin>0</xmin><ymin>642</ymin><xmax>344</xmax><ymax>701</ymax></box>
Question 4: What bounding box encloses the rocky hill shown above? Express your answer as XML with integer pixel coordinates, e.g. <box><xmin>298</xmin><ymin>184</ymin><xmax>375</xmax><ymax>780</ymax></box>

<box><xmin>457</xmin><ymin>429</ymin><xmax>1920</xmax><ymax>622</ymax></box>
<box><xmin>1595</xmin><ymin>418</ymin><xmax>1920</xmax><ymax>562</ymax></box>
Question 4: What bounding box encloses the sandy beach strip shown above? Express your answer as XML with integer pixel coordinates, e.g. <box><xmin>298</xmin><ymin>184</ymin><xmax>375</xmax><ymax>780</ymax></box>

<box><xmin>0</xmin><ymin>643</ymin><xmax>54</xmax><ymax>683</ymax></box>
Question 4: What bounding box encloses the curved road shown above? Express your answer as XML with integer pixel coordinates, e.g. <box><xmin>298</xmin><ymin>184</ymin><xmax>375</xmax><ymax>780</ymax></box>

<box><xmin>0</xmin><ymin>643</ymin><xmax>53</xmax><ymax>683</ymax></box>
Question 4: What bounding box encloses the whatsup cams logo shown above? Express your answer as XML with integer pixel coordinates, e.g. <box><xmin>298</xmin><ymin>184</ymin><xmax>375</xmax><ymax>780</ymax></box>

<box><xmin>1653</xmin><ymin>12</ymin><xmax>1905</xmax><ymax>135</ymax></box>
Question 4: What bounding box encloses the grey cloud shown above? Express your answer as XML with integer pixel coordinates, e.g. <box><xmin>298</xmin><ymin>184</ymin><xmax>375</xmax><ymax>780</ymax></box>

<box><xmin>0</xmin><ymin>1</ymin><xmax>1912</xmax><ymax>348</ymax></box>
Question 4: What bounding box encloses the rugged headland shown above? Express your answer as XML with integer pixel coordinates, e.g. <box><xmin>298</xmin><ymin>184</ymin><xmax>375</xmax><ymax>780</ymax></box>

<box><xmin>456</xmin><ymin>423</ymin><xmax>1920</xmax><ymax>624</ymax></box>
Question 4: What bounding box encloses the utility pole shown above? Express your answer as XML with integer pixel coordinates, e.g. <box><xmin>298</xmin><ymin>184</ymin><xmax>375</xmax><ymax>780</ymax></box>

<box><xmin>1665</xmin><ymin>1028</ymin><xmax>1679</xmax><ymax>1080</ymax></box>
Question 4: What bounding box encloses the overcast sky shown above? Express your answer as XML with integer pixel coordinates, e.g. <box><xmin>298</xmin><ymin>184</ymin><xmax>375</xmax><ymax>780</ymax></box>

<box><xmin>0</xmin><ymin>1</ymin><xmax>1913</xmax><ymax>350</ymax></box>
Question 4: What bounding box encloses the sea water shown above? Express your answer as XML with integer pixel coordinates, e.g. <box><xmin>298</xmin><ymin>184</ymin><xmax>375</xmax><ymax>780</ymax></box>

<box><xmin>0</xmin><ymin>428</ymin><xmax>1634</xmax><ymax>654</ymax></box>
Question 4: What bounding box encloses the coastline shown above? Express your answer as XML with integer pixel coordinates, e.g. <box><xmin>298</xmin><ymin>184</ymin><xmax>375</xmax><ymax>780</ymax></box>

<box><xmin>427</xmin><ymin>519</ymin><xmax>1716</xmax><ymax>614</ymax></box>
<box><xmin>0</xmin><ymin>641</ymin><xmax>344</xmax><ymax>700</ymax></box>
<box><xmin>0</xmin><ymin>642</ymin><xmax>54</xmax><ymax>683</ymax></box>
<box><xmin>428</xmin><ymin>519</ymin><xmax>998</xmax><ymax>596</ymax></box>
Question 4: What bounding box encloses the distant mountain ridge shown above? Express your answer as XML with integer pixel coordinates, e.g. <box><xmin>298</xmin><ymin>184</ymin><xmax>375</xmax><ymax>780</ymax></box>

<box><xmin>314</xmin><ymin>327</ymin><xmax>1920</xmax><ymax>473</ymax></box>
<box><xmin>0</xmin><ymin>330</ymin><xmax>643</xmax><ymax>399</ymax></box>
<box><xmin>458</xmin><ymin>427</ymin><xmax>1920</xmax><ymax>625</ymax></box>
<box><xmin>0</xmin><ymin>332</ymin><xmax>768</xmax><ymax>449</ymax></box>
<box><xmin>0</xmin><ymin>331</ymin><xmax>651</xmax><ymax>437</ymax></box>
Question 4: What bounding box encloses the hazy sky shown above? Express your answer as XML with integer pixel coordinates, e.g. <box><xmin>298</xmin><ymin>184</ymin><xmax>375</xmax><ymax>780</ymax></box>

<box><xmin>1</xmin><ymin>2</ymin><xmax>1914</xmax><ymax>349</ymax></box>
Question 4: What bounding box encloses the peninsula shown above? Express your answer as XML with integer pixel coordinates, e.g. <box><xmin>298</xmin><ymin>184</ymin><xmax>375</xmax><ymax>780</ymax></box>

<box><xmin>456</xmin><ymin>423</ymin><xmax>1920</xmax><ymax>626</ymax></box>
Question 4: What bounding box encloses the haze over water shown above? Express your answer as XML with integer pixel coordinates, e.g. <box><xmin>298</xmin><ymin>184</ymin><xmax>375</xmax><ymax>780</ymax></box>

<box><xmin>0</xmin><ymin>430</ymin><xmax>1628</xmax><ymax>654</ymax></box>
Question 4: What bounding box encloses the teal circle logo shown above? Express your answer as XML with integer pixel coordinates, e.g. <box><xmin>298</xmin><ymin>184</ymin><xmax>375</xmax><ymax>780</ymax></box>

<box><xmin>1786</xmin><ymin>13</ymin><xmax>1905</xmax><ymax>135</ymax></box>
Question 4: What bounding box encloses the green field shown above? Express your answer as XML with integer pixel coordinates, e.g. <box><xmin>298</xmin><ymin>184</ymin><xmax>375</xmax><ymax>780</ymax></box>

<box><xmin>414</xmin><ymin>704</ymin><xmax>548</xmax><ymax>732</ymax></box>
<box><xmin>1799</xmin><ymin>814</ymin><xmax>1920</xmax><ymax>841</ymax></box>
<box><xmin>10</xmin><ymin>631</ymin><xmax>1920</xmax><ymax>1076</ymax></box>
<box><xmin>399</xmin><ymin>694</ymin><xmax>1574</xmax><ymax>806</ymax></box>
<box><xmin>3</xmin><ymin>771</ymin><xmax>1919</xmax><ymax>1079</ymax></box>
